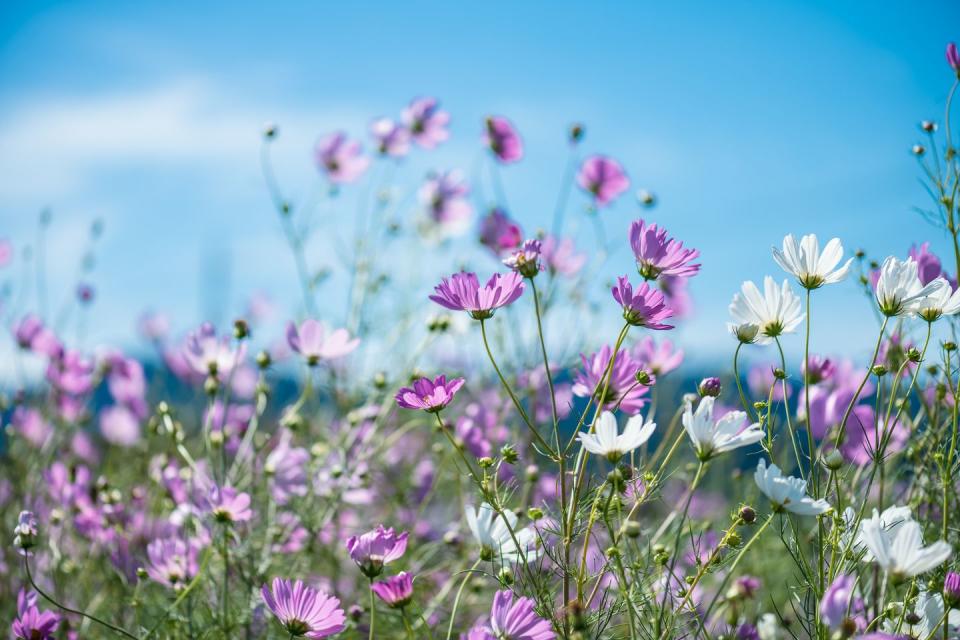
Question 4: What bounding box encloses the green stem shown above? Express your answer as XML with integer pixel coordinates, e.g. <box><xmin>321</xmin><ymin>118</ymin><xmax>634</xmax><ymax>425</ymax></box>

<box><xmin>369</xmin><ymin>579</ymin><xmax>377</xmax><ymax>640</ymax></box>
<box><xmin>701</xmin><ymin>513</ymin><xmax>776</xmax><ymax>622</ymax></box>
<box><xmin>446</xmin><ymin>559</ymin><xmax>482</xmax><ymax>640</ymax></box>
<box><xmin>836</xmin><ymin>317</ymin><xmax>889</xmax><ymax>448</ymax></box>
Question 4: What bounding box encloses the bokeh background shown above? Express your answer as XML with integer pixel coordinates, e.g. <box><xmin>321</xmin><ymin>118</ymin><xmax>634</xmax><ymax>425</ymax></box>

<box><xmin>2</xmin><ymin>0</ymin><xmax>960</xmax><ymax>368</ymax></box>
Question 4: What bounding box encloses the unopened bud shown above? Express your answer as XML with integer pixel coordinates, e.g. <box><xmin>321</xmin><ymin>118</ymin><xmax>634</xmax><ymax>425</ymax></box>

<box><xmin>698</xmin><ymin>377</ymin><xmax>722</xmax><ymax>398</ymax></box>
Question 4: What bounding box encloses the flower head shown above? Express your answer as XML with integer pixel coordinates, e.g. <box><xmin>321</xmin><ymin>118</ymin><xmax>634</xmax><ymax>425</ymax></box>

<box><xmin>503</xmin><ymin>239</ymin><xmax>543</xmax><ymax>278</ymax></box>
<box><xmin>12</xmin><ymin>590</ymin><xmax>60</xmax><ymax>640</ymax></box>
<box><xmin>146</xmin><ymin>537</ymin><xmax>201</xmax><ymax>589</ymax></box>
<box><xmin>371</xmin><ymin>572</ymin><xmax>414</xmax><ymax>609</ymax></box>
<box><xmin>345</xmin><ymin>525</ymin><xmax>408</xmax><ymax>577</ymax></box>
<box><xmin>772</xmin><ymin>234</ymin><xmax>852</xmax><ymax>289</ymax></box>
<box><xmin>314</xmin><ymin>131</ymin><xmax>370</xmax><ymax>183</ymax></box>
<box><xmin>572</xmin><ymin>345</ymin><xmax>650</xmax><ymax>415</ymax></box>
<box><xmin>754</xmin><ymin>458</ymin><xmax>831</xmax><ymax>516</ymax></box>
<box><xmin>429</xmin><ymin>271</ymin><xmax>525</xmax><ymax>319</ymax></box>
<box><xmin>698</xmin><ymin>377</ymin><xmax>722</xmax><ymax>398</ymax></box>
<box><xmin>611</xmin><ymin>276</ymin><xmax>674</xmax><ymax>329</ymax></box>
<box><xmin>577</xmin><ymin>155</ymin><xmax>629</xmax><ymax>207</ymax></box>
<box><xmin>629</xmin><ymin>219</ymin><xmax>701</xmax><ymax>280</ymax></box>
<box><xmin>286</xmin><ymin>320</ymin><xmax>360</xmax><ymax>365</ymax></box>
<box><xmin>489</xmin><ymin>589</ymin><xmax>555</xmax><ymax>639</ymax></box>
<box><xmin>207</xmin><ymin>485</ymin><xmax>253</xmax><ymax>523</ymax></box>
<box><xmin>944</xmin><ymin>571</ymin><xmax>960</xmax><ymax>607</ymax></box>
<box><xmin>184</xmin><ymin>323</ymin><xmax>245</xmax><ymax>377</ymax></box>
<box><xmin>540</xmin><ymin>235</ymin><xmax>586</xmax><ymax>277</ymax></box>
<box><xmin>261</xmin><ymin>577</ymin><xmax>346</xmax><ymax>638</ymax></box>
<box><xmin>419</xmin><ymin>170</ymin><xmax>473</xmax><ymax>235</ymax></box>
<box><xmin>395</xmin><ymin>375</ymin><xmax>465</xmax><ymax>413</ymax></box>
<box><xmin>875</xmin><ymin>257</ymin><xmax>939</xmax><ymax>317</ymax></box>
<box><xmin>683</xmin><ymin>396</ymin><xmax>762</xmax><ymax>460</ymax></box>
<box><xmin>820</xmin><ymin>574</ymin><xmax>863</xmax><ymax>632</ymax></box>
<box><xmin>484</xmin><ymin>116</ymin><xmax>523</xmax><ymax>163</ymax></box>
<box><xmin>13</xmin><ymin>511</ymin><xmax>37</xmax><ymax>553</ymax></box>
<box><xmin>465</xmin><ymin>503</ymin><xmax>539</xmax><ymax>563</ymax></box>
<box><xmin>914</xmin><ymin>276</ymin><xmax>960</xmax><ymax>322</ymax></box>
<box><xmin>633</xmin><ymin>336</ymin><xmax>684</xmax><ymax>376</ymax></box>
<box><xmin>401</xmin><ymin>96</ymin><xmax>450</xmax><ymax>148</ymax></box>
<box><xmin>948</xmin><ymin>42</ymin><xmax>960</xmax><ymax>74</ymax></box>
<box><xmin>577</xmin><ymin>410</ymin><xmax>656</xmax><ymax>462</ymax></box>
<box><xmin>729</xmin><ymin>277</ymin><xmax>803</xmax><ymax>343</ymax></box>
<box><xmin>369</xmin><ymin>117</ymin><xmax>410</xmax><ymax>157</ymax></box>
<box><xmin>479</xmin><ymin>208</ymin><xmax>523</xmax><ymax>257</ymax></box>
<box><xmin>908</xmin><ymin>242</ymin><xmax>947</xmax><ymax>285</ymax></box>
<box><xmin>860</xmin><ymin>517</ymin><xmax>951</xmax><ymax>580</ymax></box>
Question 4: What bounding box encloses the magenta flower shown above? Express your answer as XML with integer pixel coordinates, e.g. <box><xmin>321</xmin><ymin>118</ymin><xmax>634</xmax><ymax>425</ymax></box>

<box><xmin>371</xmin><ymin>571</ymin><xmax>414</xmax><ymax>609</ymax></box>
<box><xmin>629</xmin><ymin>219</ymin><xmax>701</xmax><ymax>280</ymax></box>
<box><xmin>99</xmin><ymin>405</ymin><xmax>141</xmax><ymax>447</ymax></box>
<box><xmin>503</xmin><ymin>239</ymin><xmax>543</xmax><ymax>278</ymax></box>
<box><xmin>820</xmin><ymin>574</ymin><xmax>864</xmax><ymax>632</ymax></box>
<box><xmin>314</xmin><ymin>131</ymin><xmax>370</xmax><ymax>184</ymax></box>
<box><xmin>395</xmin><ymin>375</ymin><xmax>466</xmax><ymax>413</ymax></box>
<box><xmin>479</xmin><ymin>208</ymin><xmax>523</xmax><ymax>257</ymax></box>
<box><xmin>11</xmin><ymin>407</ymin><xmax>52</xmax><ymax>449</ymax></box>
<box><xmin>369</xmin><ymin>117</ymin><xmax>410</xmax><ymax>157</ymax></box>
<box><xmin>146</xmin><ymin>537</ymin><xmax>200</xmax><ymax>589</ymax></box>
<box><xmin>633</xmin><ymin>336</ymin><xmax>684</xmax><ymax>376</ymax></box>
<box><xmin>576</xmin><ymin>155</ymin><xmax>629</xmax><ymax>207</ymax></box>
<box><xmin>261</xmin><ymin>577</ymin><xmax>346</xmax><ymax>638</ymax></box>
<box><xmin>419</xmin><ymin>170</ymin><xmax>473</xmax><ymax>233</ymax></box>
<box><xmin>11</xmin><ymin>590</ymin><xmax>59</xmax><ymax>640</ymax></box>
<box><xmin>401</xmin><ymin>96</ymin><xmax>450</xmax><ymax>148</ymax></box>
<box><xmin>264</xmin><ymin>431</ymin><xmax>310</xmax><ymax>505</ymax></box>
<box><xmin>540</xmin><ymin>235</ymin><xmax>586</xmax><ymax>277</ymax></box>
<box><xmin>945</xmin><ymin>571</ymin><xmax>960</xmax><ymax>606</ymax></box>
<box><xmin>207</xmin><ymin>485</ymin><xmax>253</xmax><ymax>523</ymax></box>
<box><xmin>286</xmin><ymin>319</ymin><xmax>359</xmax><ymax>366</ymax></box>
<box><xmin>612</xmin><ymin>276</ymin><xmax>674</xmax><ymax>329</ymax></box>
<box><xmin>489</xmin><ymin>589</ymin><xmax>555</xmax><ymax>640</ymax></box>
<box><xmin>908</xmin><ymin>242</ymin><xmax>948</xmax><ymax>285</ymax></box>
<box><xmin>345</xmin><ymin>524</ymin><xmax>409</xmax><ymax>577</ymax></box>
<box><xmin>430</xmin><ymin>271</ymin><xmax>525</xmax><ymax>320</ymax></box>
<box><xmin>573</xmin><ymin>345</ymin><xmax>650</xmax><ymax>415</ymax></box>
<box><xmin>948</xmin><ymin>42</ymin><xmax>960</xmax><ymax>74</ymax></box>
<box><xmin>484</xmin><ymin>116</ymin><xmax>524</xmax><ymax>163</ymax></box>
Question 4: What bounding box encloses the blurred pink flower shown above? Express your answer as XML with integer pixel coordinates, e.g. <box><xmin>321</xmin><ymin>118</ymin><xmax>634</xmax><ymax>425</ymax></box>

<box><xmin>633</xmin><ymin>336</ymin><xmax>684</xmax><ymax>377</ymax></box>
<box><xmin>419</xmin><ymin>170</ymin><xmax>473</xmax><ymax>233</ymax></box>
<box><xmin>314</xmin><ymin>131</ymin><xmax>370</xmax><ymax>183</ymax></box>
<box><xmin>401</xmin><ymin>96</ymin><xmax>450</xmax><ymax>148</ymax></box>
<box><xmin>484</xmin><ymin>116</ymin><xmax>523</xmax><ymax>163</ymax></box>
<box><xmin>540</xmin><ymin>235</ymin><xmax>586</xmax><ymax>277</ymax></box>
<box><xmin>577</xmin><ymin>154</ymin><xmax>629</xmax><ymax>207</ymax></box>
<box><xmin>573</xmin><ymin>345</ymin><xmax>650</xmax><ymax>415</ymax></box>
<box><xmin>479</xmin><ymin>208</ymin><xmax>523</xmax><ymax>257</ymax></box>
<box><xmin>100</xmin><ymin>405</ymin><xmax>141</xmax><ymax>447</ymax></box>
<box><xmin>369</xmin><ymin>117</ymin><xmax>410</xmax><ymax>157</ymax></box>
<box><xmin>286</xmin><ymin>319</ymin><xmax>359</xmax><ymax>366</ymax></box>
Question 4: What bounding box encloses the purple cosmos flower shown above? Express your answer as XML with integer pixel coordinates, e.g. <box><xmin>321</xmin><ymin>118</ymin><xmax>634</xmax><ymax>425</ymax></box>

<box><xmin>419</xmin><ymin>170</ymin><xmax>473</xmax><ymax>233</ymax></box>
<box><xmin>264</xmin><ymin>431</ymin><xmax>310</xmax><ymax>505</ymax></box>
<box><xmin>401</xmin><ymin>96</ymin><xmax>450</xmax><ymax>148</ymax></box>
<box><xmin>46</xmin><ymin>350</ymin><xmax>95</xmax><ymax>396</ymax></box>
<box><xmin>576</xmin><ymin>155</ymin><xmax>629</xmax><ymax>207</ymax></box>
<box><xmin>395</xmin><ymin>375</ymin><xmax>466</xmax><ymax>413</ymax></box>
<box><xmin>369</xmin><ymin>117</ymin><xmax>410</xmax><ymax>157</ymax></box>
<box><xmin>944</xmin><ymin>571</ymin><xmax>960</xmax><ymax>607</ymax></box>
<box><xmin>286</xmin><ymin>319</ymin><xmax>360</xmax><ymax>366</ymax></box>
<box><xmin>371</xmin><ymin>571</ymin><xmax>414</xmax><ymax>609</ymax></box>
<box><xmin>207</xmin><ymin>485</ymin><xmax>253</xmax><ymax>523</ymax></box>
<box><xmin>13</xmin><ymin>314</ymin><xmax>62</xmax><ymax>357</ymax></box>
<box><xmin>11</xmin><ymin>407</ymin><xmax>52</xmax><ymax>449</ymax></box>
<box><xmin>487</xmin><ymin>589</ymin><xmax>555</xmax><ymax>640</ymax></box>
<box><xmin>345</xmin><ymin>525</ymin><xmax>408</xmax><ymax>577</ymax></box>
<box><xmin>503</xmin><ymin>239</ymin><xmax>543</xmax><ymax>278</ymax></box>
<box><xmin>12</xmin><ymin>590</ymin><xmax>59</xmax><ymax>640</ymax></box>
<box><xmin>948</xmin><ymin>42</ymin><xmax>960</xmax><ymax>74</ymax></box>
<box><xmin>629</xmin><ymin>219</ymin><xmax>701</xmax><ymax>280</ymax></box>
<box><xmin>698</xmin><ymin>377</ymin><xmax>722</xmax><ymax>398</ymax></box>
<box><xmin>99</xmin><ymin>405</ymin><xmax>141</xmax><ymax>447</ymax></box>
<box><xmin>803</xmin><ymin>354</ymin><xmax>836</xmax><ymax>385</ymax></box>
<box><xmin>314</xmin><ymin>131</ymin><xmax>370</xmax><ymax>184</ymax></box>
<box><xmin>633</xmin><ymin>336</ymin><xmax>684</xmax><ymax>376</ymax></box>
<box><xmin>430</xmin><ymin>271</ymin><xmax>525</xmax><ymax>320</ymax></box>
<box><xmin>184</xmin><ymin>323</ymin><xmax>246</xmax><ymax>377</ymax></box>
<box><xmin>612</xmin><ymin>276</ymin><xmax>674</xmax><ymax>329</ymax></box>
<box><xmin>540</xmin><ymin>235</ymin><xmax>586</xmax><ymax>277</ymax></box>
<box><xmin>484</xmin><ymin>116</ymin><xmax>524</xmax><ymax>163</ymax></box>
<box><xmin>733</xmin><ymin>575</ymin><xmax>761</xmax><ymax>599</ymax></box>
<box><xmin>146</xmin><ymin>537</ymin><xmax>200</xmax><ymax>589</ymax></box>
<box><xmin>908</xmin><ymin>242</ymin><xmax>949</xmax><ymax>285</ymax></box>
<box><xmin>261</xmin><ymin>577</ymin><xmax>346</xmax><ymax>638</ymax></box>
<box><xmin>820</xmin><ymin>574</ymin><xmax>863</xmax><ymax>631</ymax></box>
<box><xmin>138</xmin><ymin>310</ymin><xmax>170</xmax><ymax>341</ymax></box>
<box><xmin>0</xmin><ymin>238</ymin><xmax>11</xmax><ymax>268</ymax></box>
<box><xmin>572</xmin><ymin>345</ymin><xmax>650</xmax><ymax>415</ymax></box>
<box><xmin>479</xmin><ymin>208</ymin><xmax>523</xmax><ymax>257</ymax></box>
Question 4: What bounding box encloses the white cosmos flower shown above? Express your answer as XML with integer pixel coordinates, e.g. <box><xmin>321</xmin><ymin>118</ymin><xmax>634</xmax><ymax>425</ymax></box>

<box><xmin>577</xmin><ymin>410</ymin><xmax>656</xmax><ymax>462</ymax></box>
<box><xmin>915</xmin><ymin>276</ymin><xmax>960</xmax><ymax>322</ymax></box>
<box><xmin>465</xmin><ymin>503</ymin><xmax>539</xmax><ymax>564</ymax></box>
<box><xmin>756</xmin><ymin>613</ymin><xmax>784</xmax><ymax>640</ymax></box>
<box><xmin>883</xmin><ymin>591</ymin><xmax>960</xmax><ymax>638</ymax></box>
<box><xmin>772</xmin><ymin>233</ymin><xmax>852</xmax><ymax>289</ymax></box>
<box><xmin>875</xmin><ymin>256</ymin><xmax>941</xmax><ymax>317</ymax></box>
<box><xmin>727</xmin><ymin>322</ymin><xmax>760</xmax><ymax>344</ymax></box>
<box><xmin>754</xmin><ymin>459</ymin><xmax>831</xmax><ymax>516</ymax></box>
<box><xmin>729</xmin><ymin>276</ymin><xmax>804</xmax><ymax>344</ymax></box>
<box><xmin>842</xmin><ymin>505</ymin><xmax>913</xmax><ymax>561</ymax></box>
<box><xmin>683</xmin><ymin>396</ymin><xmax>763</xmax><ymax>460</ymax></box>
<box><xmin>860</xmin><ymin>517</ymin><xmax>951</xmax><ymax>579</ymax></box>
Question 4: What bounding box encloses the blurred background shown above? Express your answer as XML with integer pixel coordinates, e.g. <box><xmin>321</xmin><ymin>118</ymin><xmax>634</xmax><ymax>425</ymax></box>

<box><xmin>2</xmin><ymin>0</ymin><xmax>959</xmax><ymax>369</ymax></box>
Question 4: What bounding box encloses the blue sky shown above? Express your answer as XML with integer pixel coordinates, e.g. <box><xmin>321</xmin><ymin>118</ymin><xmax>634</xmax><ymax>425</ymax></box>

<box><xmin>1</xmin><ymin>1</ymin><xmax>959</xmax><ymax>366</ymax></box>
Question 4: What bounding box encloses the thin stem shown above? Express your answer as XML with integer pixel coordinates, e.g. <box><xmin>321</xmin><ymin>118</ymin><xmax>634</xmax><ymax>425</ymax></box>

<box><xmin>701</xmin><ymin>513</ymin><xmax>777</xmax><ymax>623</ymax></box>
<box><xmin>836</xmin><ymin>317</ymin><xmax>889</xmax><ymax>448</ymax></box>
<box><xmin>368</xmin><ymin>579</ymin><xmax>377</xmax><ymax>640</ymax></box>
<box><xmin>446</xmin><ymin>559</ymin><xmax>482</xmax><ymax>640</ymax></box>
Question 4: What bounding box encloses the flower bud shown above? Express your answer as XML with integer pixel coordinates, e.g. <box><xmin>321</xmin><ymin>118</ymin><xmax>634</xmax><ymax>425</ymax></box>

<box><xmin>635</xmin><ymin>369</ymin><xmax>653</xmax><ymax>385</ymax></box>
<box><xmin>233</xmin><ymin>319</ymin><xmax>250</xmax><ymax>340</ymax></box>
<box><xmin>498</xmin><ymin>567</ymin><xmax>514</xmax><ymax>585</ymax></box>
<box><xmin>527</xmin><ymin>507</ymin><xmax>544</xmax><ymax>521</ymax></box>
<box><xmin>525</xmin><ymin>464</ymin><xmax>539</xmax><ymax>482</ymax></box>
<box><xmin>922</xmin><ymin>120</ymin><xmax>937</xmax><ymax>132</ymax></box>
<box><xmin>478</xmin><ymin>456</ymin><xmax>494</xmax><ymax>469</ymax></box>
<box><xmin>13</xmin><ymin>511</ymin><xmax>38</xmax><ymax>552</ymax></box>
<box><xmin>738</xmin><ymin>505</ymin><xmax>756</xmax><ymax>524</ymax></box>
<box><xmin>773</xmin><ymin>368</ymin><xmax>786</xmax><ymax>380</ymax></box>
<box><xmin>569</xmin><ymin>123</ymin><xmax>584</xmax><ymax>144</ymax></box>
<box><xmin>256</xmin><ymin>350</ymin><xmax>271</xmax><ymax>369</ymax></box>
<box><xmin>204</xmin><ymin>376</ymin><xmax>219</xmax><ymax>397</ymax></box>
<box><xmin>822</xmin><ymin>449</ymin><xmax>844</xmax><ymax>471</ymax></box>
<box><xmin>871</xmin><ymin>364</ymin><xmax>888</xmax><ymax>377</ymax></box>
<box><xmin>907</xmin><ymin>347</ymin><xmax>922</xmax><ymax>363</ymax></box>
<box><xmin>624</xmin><ymin>520</ymin><xmax>641</xmax><ymax>538</ymax></box>
<box><xmin>263</xmin><ymin>122</ymin><xmax>278</xmax><ymax>139</ymax></box>
<box><xmin>500</xmin><ymin>444</ymin><xmax>518</xmax><ymax>464</ymax></box>
<box><xmin>698</xmin><ymin>377</ymin><xmax>722</xmax><ymax>398</ymax></box>
<box><xmin>636</xmin><ymin>189</ymin><xmax>656</xmax><ymax>207</ymax></box>
<box><xmin>912</xmin><ymin>144</ymin><xmax>926</xmax><ymax>156</ymax></box>
<box><xmin>944</xmin><ymin>571</ymin><xmax>960</xmax><ymax>608</ymax></box>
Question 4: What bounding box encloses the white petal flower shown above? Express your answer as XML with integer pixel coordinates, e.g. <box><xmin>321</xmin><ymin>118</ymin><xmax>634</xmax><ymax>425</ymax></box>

<box><xmin>727</xmin><ymin>322</ymin><xmax>760</xmax><ymax>344</ymax></box>
<box><xmin>465</xmin><ymin>503</ymin><xmax>539</xmax><ymax>564</ymax></box>
<box><xmin>915</xmin><ymin>276</ymin><xmax>960</xmax><ymax>322</ymax></box>
<box><xmin>577</xmin><ymin>410</ymin><xmax>656</xmax><ymax>462</ymax></box>
<box><xmin>875</xmin><ymin>256</ymin><xmax>942</xmax><ymax>317</ymax></box>
<box><xmin>756</xmin><ymin>613</ymin><xmax>784</xmax><ymax>639</ymax></box>
<box><xmin>883</xmin><ymin>592</ymin><xmax>960</xmax><ymax>638</ymax></box>
<box><xmin>772</xmin><ymin>233</ymin><xmax>852</xmax><ymax>289</ymax></box>
<box><xmin>729</xmin><ymin>276</ymin><xmax>804</xmax><ymax>344</ymax></box>
<box><xmin>682</xmin><ymin>396</ymin><xmax>763</xmax><ymax>460</ymax></box>
<box><xmin>843</xmin><ymin>505</ymin><xmax>913</xmax><ymax>561</ymax></box>
<box><xmin>860</xmin><ymin>517</ymin><xmax>951</xmax><ymax>579</ymax></box>
<box><xmin>754</xmin><ymin>459</ymin><xmax>831</xmax><ymax>516</ymax></box>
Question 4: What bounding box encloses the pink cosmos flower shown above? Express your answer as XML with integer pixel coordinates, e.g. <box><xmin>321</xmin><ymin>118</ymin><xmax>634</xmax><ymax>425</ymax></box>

<box><xmin>429</xmin><ymin>271</ymin><xmax>525</xmax><ymax>319</ymax></box>
<box><xmin>146</xmin><ymin>537</ymin><xmax>201</xmax><ymax>589</ymax></box>
<box><xmin>46</xmin><ymin>350</ymin><xmax>95</xmax><ymax>396</ymax></box>
<box><xmin>573</xmin><ymin>345</ymin><xmax>650</xmax><ymax>415</ymax></box>
<box><xmin>371</xmin><ymin>571</ymin><xmax>414</xmax><ymax>609</ymax></box>
<box><xmin>659</xmin><ymin>275</ymin><xmax>693</xmax><ymax>319</ymax></box>
<box><xmin>11</xmin><ymin>407</ymin><xmax>52</xmax><ymax>448</ymax></box>
<box><xmin>99</xmin><ymin>405</ymin><xmax>141</xmax><ymax>447</ymax></box>
<box><xmin>13</xmin><ymin>314</ymin><xmax>62</xmax><ymax>357</ymax></box>
<box><xmin>419</xmin><ymin>170</ymin><xmax>473</xmax><ymax>233</ymax></box>
<box><xmin>0</xmin><ymin>238</ymin><xmax>12</xmax><ymax>268</ymax></box>
<box><xmin>395</xmin><ymin>375</ymin><xmax>466</xmax><ymax>413</ymax></box>
<box><xmin>369</xmin><ymin>117</ymin><xmax>410</xmax><ymax>157</ymax></box>
<box><xmin>207</xmin><ymin>485</ymin><xmax>253</xmax><ymax>523</ymax></box>
<box><xmin>261</xmin><ymin>577</ymin><xmax>346</xmax><ymax>638</ymax></box>
<box><xmin>484</xmin><ymin>116</ymin><xmax>523</xmax><ymax>163</ymax></box>
<box><xmin>314</xmin><ymin>131</ymin><xmax>370</xmax><ymax>184</ymax></box>
<box><xmin>401</xmin><ymin>96</ymin><xmax>450</xmax><ymax>148</ymax></box>
<box><xmin>948</xmin><ymin>42</ymin><xmax>960</xmax><ymax>74</ymax></box>
<box><xmin>485</xmin><ymin>589</ymin><xmax>555</xmax><ymax>640</ymax></box>
<box><xmin>503</xmin><ymin>239</ymin><xmax>543</xmax><ymax>278</ymax></box>
<box><xmin>137</xmin><ymin>311</ymin><xmax>170</xmax><ymax>342</ymax></box>
<box><xmin>611</xmin><ymin>276</ymin><xmax>674</xmax><ymax>329</ymax></box>
<box><xmin>820</xmin><ymin>574</ymin><xmax>865</xmax><ymax>633</ymax></box>
<box><xmin>183</xmin><ymin>323</ymin><xmax>246</xmax><ymax>377</ymax></box>
<box><xmin>576</xmin><ymin>155</ymin><xmax>629</xmax><ymax>207</ymax></box>
<box><xmin>11</xmin><ymin>590</ymin><xmax>59</xmax><ymax>640</ymax></box>
<box><xmin>629</xmin><ymin>219</ymin><xmax>701</xmax><ymax>280</ymax></box>
<box><xmin>345</xmin><ymin>524</ymin><xmax>409</xmax><ymax>577</ymax></box>
<box><xmin>840</xmin><ymin>405</ymin><xmax>909</xmax><ymax>466</ymax></box>
<box><xmin>264</xmin><ymin>431</ymin><xmax>310</xmax><ymax>505</ymax></box>
<box><xmin>540</xmin><ymin>235</ymin><xmax>587</xmax><ymax>277</ymax></box>
<box><xmin>633</xmin><ymin>336</ymin><xmax>684</xmax><ymax>377</ymax></box>
<box><xmin>803</xmin><ymin>354</ymin><xmax>836</xmax><ymax>385</ymax></box>
<box><xmin>286</xmin><ymin>319</ymin><xmax>359</xmax><ymax>366</ymax></box>
<box><xmin>908</xmin><ymin>242</ymin><xmax>949</xmax><ymax>286</ymax></box>
<box><xmin>479</xmin><ymin>208</ymin><xmax>523</xmax><ymax>257</ymax></box>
